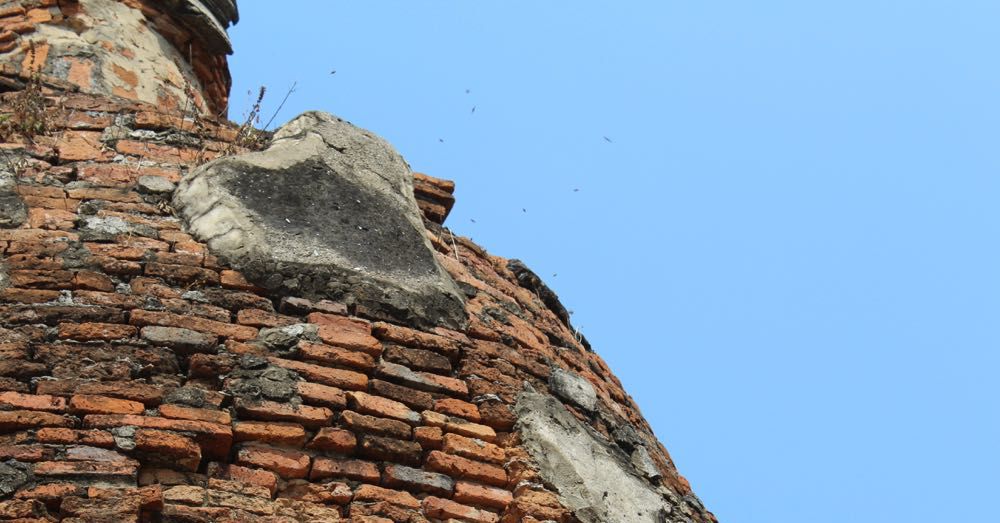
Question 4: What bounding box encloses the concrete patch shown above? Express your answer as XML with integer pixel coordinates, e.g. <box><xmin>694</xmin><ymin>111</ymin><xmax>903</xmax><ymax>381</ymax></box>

<box><xmin>174</xmin><ymin>111</ymin><xmax>466</xmax><ymax>329</ymax></box>
<box><xmin>515</xmin><ymin>390</ymin><xmax>675</xmax><ymax>523</ymax></box>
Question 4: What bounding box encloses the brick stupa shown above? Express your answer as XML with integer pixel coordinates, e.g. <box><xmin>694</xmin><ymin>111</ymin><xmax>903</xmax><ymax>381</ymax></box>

<box><xmin>0</xmin><ymin>1</ymin><xmax>717</xmax><ymax>522</ymax></box>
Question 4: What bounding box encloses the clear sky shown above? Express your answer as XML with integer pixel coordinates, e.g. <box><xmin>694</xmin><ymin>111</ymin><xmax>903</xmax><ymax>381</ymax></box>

<box><xmin>228</xmin><ymin>2</ymin><xmax>1000</xmax><ymax>521</ymax></box>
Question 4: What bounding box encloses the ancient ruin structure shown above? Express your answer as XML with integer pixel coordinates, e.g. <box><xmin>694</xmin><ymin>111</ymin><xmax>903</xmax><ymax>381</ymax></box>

<box><xmin>0</xmin><ymin>1</ymin><xmax>716</xmax><ymax>521</ymax></box>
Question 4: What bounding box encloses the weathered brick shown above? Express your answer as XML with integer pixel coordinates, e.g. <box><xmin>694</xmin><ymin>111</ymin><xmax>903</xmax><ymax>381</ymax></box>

<box><xmin>277</xmin><ymin>480</ymin><xmax>352</xmax><ymax>504</ymax></box>
<box><xmin>376</xmin><ymin>361</ymin><xmax>467</xmax><ymax>397</ymax></box>
<box><xmin>295</xmin><ymin>381</ymin><xmax>347</xmax><ymax>410</ymax></box>
<box><xmin>234</xmin><ymin>421</ymin><xmax>307</xmax><ymax>447</ymax></box>
<box><xmin>134</xmin><ymin>429</ymin><xmax>201</xmax><ymax>471</ymax></box>
<box><xmin>368</xmin><ymin>379</ymin><xmax>434</xmax><ymax>411</ymax></box>
<box><xmin>236</xmin><ymin>308</ymin><xmax>297</xmax><ymax>328</ymax></box>
<box><xmin>236</xmin><ymin>444</ymin><xmax>311</xmax><ymax>479</ymax></box>
<box><xmin>309</xmin><ymin>457</ymin><xmax>379</xmax><ymax>484</ymax></box>
<box><xmin>382</xmin><ymin>464</ymin><xmax>454</xmax><ymax>497</ymax></box>
<box><xmin>425</xmin><ymin>450</ymin><xmax>508</xmax><ymax>487</ymax></box>
<box><xmin>129</xmin><ymin>309</ymin><xmax>258</xmax><ymax>341</ymax></box>
<box><xmin>233</xmin><ymin>398</ymin><xmax>333</xmax><ymax>429</ymax></box>
<box><xmin>84</xmin><ymin>414</ymin><xmax>232</xmax><ymax>459</ymax></box>
<box><xmin>159</xmin><ymin>403</ymin><xmax>231</xmax><ymax>425</ymax></box>
<box><xmin>422</xmin><ymin>410</ymin><xmax>497</xmax><ymax>442</ymax></box>
<box><xmin>346</xmin><ymin>391</ymin><xmax>420</xmax><ymax>425</ymax></box>
<box><xmin>0</xmin><ymin>410</ymin><xmax>72</xmax><ymax>431</ymax></box>
<box><xmin>383</xmin><ymin>344</ymin><xmax>451</xmax><ymax>374</ymax></box>
<box><xmin>36</xmin><ymin>379</ymin><xmax>165</xmax><ymax>406</ymax></box>
<box><xmin>353</xmin><ymin>484</ymin><xmax>420</xmax><ymax>509</ymax></box>
<box><xmin>36</xmin><ymin>428</ymin><xmax>115</xmax><ymax>447</ymax></box>
<box><xmin>207</xmin><ymin>463</ymin><xmax>279</xmax><ymax>496</ymax></box>
<box><xmin>144</xmin><ymin>262</ymin><xmax>219</xmax><ymax>285</ymax></box>
<box><xmin>372</xmin><ymin>322</ymin><xmax>462</xmax><ymax>359</ymax></box>
<box><xmin>340</xmin><ymin>410</ymin><xmax>411</xmax><ymax>440</ymax></box>
<box><xmin>434</xmin><ymin>398</ymin><xmax>480</xmax><ymax>422</ymax></box>
<box><xmin>422</xmin><ymin>496</ymin><xmax>499</xmax><ymax>523</ymax></box>
<box><xmin>414</xmin><ymin>426</ymin><xmax>443</xmax><ymax>450</ymax></box>
<box><xmin>298</xmin><ymin>340</ymin><xmax>376</xmax><ymax>372</ymax></box>
<box><xmin>72</xmin><ymin>270</ymin><xmax>115</xmax><ymax>292</ymax></box>
<box><xmin>306</xmin><ymin>427</ymin><xmax>356</xmax><ymax>454</ymax></box>
<box><xmin>220</xmin><ymin>270</ymin><xmax>261</xmax><ymax>291</ymax></box>
<box><xmin>454</xmin><ymin>481</ymin><xmax>513</xmax><ymax>510</ymax></box>
<box><xmin>14</xmin><ymin>482</ymin><xmax>84</xmax><ymax>502</ymax></box>
<box><xmin>57</xmin><ymin>322</ymin><xmax>137</xmax><ymax>341</ymax></box>
<box><xmin>0</xmin><ymin>499</ymin><xmax>50</xmax><ymax>519</ymax></box>
<box><xmin>34</xmin><ymin>460</ymin><xmax>138</xmax><ymax>480</ymax></box>
<box><xmin>357</xmin><ymin>435</ymin><xmax>422</xmax><ymax>466</ymax></box>
<box><xmin>70</xmin><ymin>394</ymin><xmax>145</xmax><ymax>415</ymax></box>
<box><xmin>0</xmin><ymin>444</ymin><xmax>52</xmax><ymax>462</ymax></box>
<box><xmin>442</xmin><ymin>433</ymin><xmax>506</xmax><ymax>464</ymax></box>
<box><xmin>268</xmin><ymin>357</ymin><xmax>367</xmax><ymax>391</ymax></box>
<box><xmin>141</xmin><ymin>325</ymin><xmax>219</xmax><ymax>353</ymax></box>
<box><xmin>315</xmin><ymin>321</ymin><xmax>382</xmax><ymax>357</ymax></box>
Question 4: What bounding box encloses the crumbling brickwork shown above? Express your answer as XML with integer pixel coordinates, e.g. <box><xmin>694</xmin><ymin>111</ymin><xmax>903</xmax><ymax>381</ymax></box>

<box><xmin>0</xmin><ymin>1</ymin><xmax>716</xmax><ymax>522</ymax></box>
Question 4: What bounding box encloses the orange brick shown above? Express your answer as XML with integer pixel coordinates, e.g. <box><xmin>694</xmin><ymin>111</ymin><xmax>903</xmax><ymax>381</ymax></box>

<box><xmin>305</xmin><ymin>427</ymin><xmax>356</xmax><ymax>455</ymax></box>
<box><xmin>158</xmin><ymin>404</ymin><xmax>231</xmax><ymax>425</ymax></box>
<box><xmin>236</xmin><ymin>445</ymin><xmax>310</xmax><ymax>479</ymax></box>
<box><xmin>296</xmin><ymin>382</ymin><xmax>347</xmax><ymax>410</ymax></box>
<box><xmin>372</xmin><ymin>322</ymin><xmax>462</xmax><ymax>359</ymax></box>
<box><xmin>454</xmin><ymin>481</ymin><xmax>513</xmax><ymax>510</ymax></box>
<box><xmin>234</xmin><ymin>421</ymin><xmax>307</xmax><ymax>447</ymax></box>
<box><xmin>421</xmin><ymin>410</ymin><xmax>497</xmax><ymax>442</ymax></box>
<box><xmin>442</xmin><ymin>433</ymin><xmax>505</xmax><ymax>464</ymax></box>
<box><xmin>57</xmin><ymin>322</ymin><xmax>136</xmax><ymax>341</ymax></box>
<box><xmin>83</xmin><ymin>415</ymin><xmax>232</xmax><ymax>460</ymax></box>
<box><xmin>219</xmin><ymin>270</ymin><xmax>261</xmax><ymax>291</ymax></box>
<box><xmin>70</xmin><ymin>394</ymin><xmax>145</xmax><ymax>415</ymax></box>
<box><xmin>426</xmin><ymin>451</ymin><xmax>508</xmax><ymax>487</ymax></box>
<box><xmin>66</xmin><ymin>186</ymin><xmax>141</xmax><ymax>203</ymax></box>
<box><xmin>422</xmin><ymin>496</ymin><xmax>499</xmax><ymax>523</ymax></box>
<box><xmin>316</xmin><ymin>323</ymin><xmax>382</xmax><ymax>357</ymax></box>
<box><xmin>36</xmin><ymin>428</ymin><xmax>115</xmax><ymax>447</ymax></box>
<box><xmin>14</xmin><ymin>483</ymin><xmax>83</xmax><ymax>502</ymax></box>
<box><xmin>0</xmin><ymin>391</ymin><xmax>67</xmax><ymax>412</ymax></box>
<box><xmin>309</xmin><ymin>457</ymin><xmax>379</xmax><ymax>484</ymax></box>
<box><xmin>207</xmin><ymin>463</ymin><xmax>278</xmax><ymax>496</ymax></box>
<box><xmin>0</xmin><ymin>444</ymin><xmax>51</xmax><ymax>462</ymax></box>
<box><xmin>27</xmin><ymin>207</ymin><xmax>76</xmax><ymax>229</ymax></box>
<box><xmin>57</xmin><ymin>131</ymin><xmax>111</xmax><ymax>162</ymax></box>
<box><xmin>233</xmin><ymin>398</ymin><xmax>333</xmax><ymax>429</ymax></box>
<box><xmin>268</xmin><ymin>357</ymin><xmax>367</xmax><ymax>391</ymax></box>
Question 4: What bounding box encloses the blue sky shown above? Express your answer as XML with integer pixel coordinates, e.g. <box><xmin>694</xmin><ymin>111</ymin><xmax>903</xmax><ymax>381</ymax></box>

<box><xmin>228</xmin><ymin>2</ymin><xmax>1000</xmax><ymax>521</ymax></box>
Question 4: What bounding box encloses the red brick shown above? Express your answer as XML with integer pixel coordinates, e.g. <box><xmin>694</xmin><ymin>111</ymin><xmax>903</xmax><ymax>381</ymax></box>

<box><xmin>353</xmin><ymin>484</ymin><xmax>420</xmax><ymax>509</ymax></box>
<box><xmin>134</xmin><ymin>429</ymin><xmax>201</xmax><ymax>471</ymax></box>
<box><xmin>442</xmin><ymin>433</ymin><xmax>506</xmax><ymax>465</ymax></box>
<box><xmin>234</xmin><ymin>421</ymin><xmax>307</xmax><ymax>447</ymax></box>
<box><xmin>37</xmin><ymin>379</ymin><xmax>164</xmax><ymax>406</ymax></box>
<box><xmin>233</xmin><ymin>398</ymin><xmax>333</xmax><ymax>429</ymax></box>
<box><xmin>434</xmin><ymin>398</ymin><xmax>480</xmax><ymax>422</ymax></box>
<box><xmin>87</xmin><ymin>484</ymin><xmax>164</xmax><ymax>511</ymax></box>
<box><xmin>346</xmin><ymin>391</ymin><xmax>419</xmax><ymax>425</ymax></box>
<box><xmin>425</xmin><ymin>451</ymin><xmax>508</xmax><ymax>487</ymax></box>
<box><xmin>57</xmin><ymin>131</ymin><xmax>111</xmax><ymax>162</ymax></box>
<box><xmin>298</xmin><ymin>340</ymin><xmax>376</xmax><ymax>372</ymax></box>
<box><xmin>369</xmin><ymin>379</ymin><xmax>434</xmax><ymax>411</ymax></box>
<box><xmin>144</xmin><ymin>262</ymin><xmax>219</xmax><ymax>285</ymax></box>
<box><xmin>7</xmin><ymin>269</ymin><xmax>73</xmax><ymax>289</ymax></box>
<box><xmin>0</xmin><ymin>391</ymin><xmax>66</xmax><ymax>412</ymax></box>
<box><xmin>422</xmin><ymin>496</ymin><xmax>499</xmax><ymax>523</ymax></box>
<box><xmin>66</xmin><ymin>186</ymin><xmax>142</xmax><ymax>203</ymax></box>
<box><xmin>57</xmin><ymin>322</ymin><xmax>137</xmax><ymax>341</ymax></box>
<box><xmin>14</xmin><ymin>483</ymin><xmax>84</xmax><ymax>502</ymax></box>
<box><xmin>306</xmin><ymin>427</ymin><xmax>356</xmax><ymax>454</ymax></box>
<box><xmin>115</xmin><ymin>139</ymin><xmax>203</xmax><ymax>163</ymax></box>
<box><xmin>358</xmin><ymin>435</ymin><xmax>422</xmax><ymax>467</ymax></box>
<box><xmin>268</xmin><ymin>356</ymin><xmax>367</xmax><ymax>391</ymax></box>
<box><xmin>376</xmin><ymin>361</ymin><xmax>468</xmax><ymax>397</ymax></box>
<box><xmin>309</xmin><ymin>457</ymin><xmax>379</xmax><ymax>484</ymax></box>
<box><xmin>454</xmin><ymin>481</ymin><xmax>513</xmax><ymax>510</ymax></box>
<box><xmin>0</xmin><ymin>288</ymin><xmax>61</xmax><ymax>304</ymax></box>
<box><xmin>277</xmin><ymin>480</ymin><xmax>352</xmax><ymax>504</ymax></box>
<box><xmin>129</xmin><ymin>309</ymin><xmax>258</xmax><ymax>341</ymax></box>
<box><xmin>159</xmin><ymin>403</ymin><xmax>231</xmax><ymax>425</ymax></box>
<box><xmin>0</xmin><ymin>499</ymin><xmax>49</xmax><ymax>519</ymax></box>
<box><xmin>236</xmin><ymin>445</ymin><xmax>311</xmax><ymax>479</ymax></box>
<box><xmin>0</xmin><ymin>410</ymin><xmax>72</xmax><ymax>431</ymax></box>
<box><xmin>28</xmin><ymin>207</ymin><xmax>76</xmax><ymax>230</ymax></box>
<box><xmin>70</xmin><ymin>394</ymin><xmax>145</xmax><ymax>415</ymax></box>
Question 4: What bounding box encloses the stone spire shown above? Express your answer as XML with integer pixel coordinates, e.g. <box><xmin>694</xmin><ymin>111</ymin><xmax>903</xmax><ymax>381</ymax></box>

<box><xmin>0</xmin><ymin>0</ymin><xmax>238</xmax><ymax>116</ymax></box>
